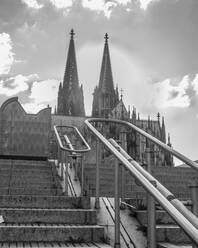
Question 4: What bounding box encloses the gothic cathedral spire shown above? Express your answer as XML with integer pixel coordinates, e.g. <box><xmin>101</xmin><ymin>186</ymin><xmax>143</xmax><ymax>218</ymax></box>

<box><xmin>57</xmin><ymin>29</ymin><xmax>85</xmax><ymax>116</ymax></box>
<box><xmin>92</xmin><ymin>33</ymin><xmax>119</xmax><ymax>118</ymax></box>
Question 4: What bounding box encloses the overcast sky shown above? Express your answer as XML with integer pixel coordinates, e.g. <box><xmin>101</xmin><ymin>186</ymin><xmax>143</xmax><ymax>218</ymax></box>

<box><xmin>0</xmin><ymin>0</ymin><xmax>198</xmax><ymax>163</ymax></box>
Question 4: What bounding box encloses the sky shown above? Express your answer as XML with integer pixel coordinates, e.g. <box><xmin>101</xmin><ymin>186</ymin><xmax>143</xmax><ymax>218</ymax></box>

<box><xmin>0</xmin><ymin>0</ymin><xmax>198</xmax><ymax>163</ymax></box>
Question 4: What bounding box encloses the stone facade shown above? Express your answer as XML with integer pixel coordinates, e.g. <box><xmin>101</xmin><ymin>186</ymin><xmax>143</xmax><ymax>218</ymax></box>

<box><xmin>0</xmin><ymin>97</ymin><xmax>51</xmax><ymax>158</ymax></box>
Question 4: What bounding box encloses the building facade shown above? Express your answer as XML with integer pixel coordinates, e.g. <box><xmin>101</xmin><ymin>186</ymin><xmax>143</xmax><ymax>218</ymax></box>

<box><xmin>56</xmin><ymin>30</ymin><xmax>173</xmax><ymax>166</ymax></box>
<box><xmin>57</xmin><ymin>29</ymin><xmax>85</xmax><ymax>116</ymax></box>
<box><xmin>91</xmin><ymin>33</ymin><xmax>174</xmax><ymax>166</ymax></box>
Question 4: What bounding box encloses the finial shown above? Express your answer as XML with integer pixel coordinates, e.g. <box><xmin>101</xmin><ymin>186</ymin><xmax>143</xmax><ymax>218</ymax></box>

<box><xmin>120</xmin><ymin>88</ymin><xmax>123</xmax><ymax>100</ymax></box>
<box><xmin>162</xmin><ymin>116</ymin><xmax>165</xmax><ymax>126</ymax></box>
<box><xmin>104</xmin><ymin>33</ymin><xmax>109</xmax><ymax>43</ymax></box>
<box><xmin>157</xmin><ymin>112</ymin><xmax>160</xmax><ymax>122</ymax></box>
<box><xmin>148</xmin><ymin>115</ymin><xmax>150</xmax><ymax>128</ymax></box>
<box><xmin>70</xmin><ymin>29</ymin><xmax>75</xmax><ymax>39</ymax></box>
<box><xmin>168</xmin><ymin>133</ymin><xmax>171</xmax><ymax>146</ymax></box>
<box><xmin>138</xmin><ymin>113</ymin><xmax>140</xmax><ymax>120</ymax></box>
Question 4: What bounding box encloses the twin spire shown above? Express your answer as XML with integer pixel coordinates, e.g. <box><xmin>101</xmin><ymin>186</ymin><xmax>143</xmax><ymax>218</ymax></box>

<box><xmin>57</xmin><ymin>29</ymin><xmax>85</xmax><ymax>116</ymax></box>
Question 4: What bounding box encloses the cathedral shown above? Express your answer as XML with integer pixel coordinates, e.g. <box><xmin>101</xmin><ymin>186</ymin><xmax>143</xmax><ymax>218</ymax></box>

<box><xmin>56</xmin><ymin>29</ymin><xmax>173</xmax><ymax>166</ymax></box>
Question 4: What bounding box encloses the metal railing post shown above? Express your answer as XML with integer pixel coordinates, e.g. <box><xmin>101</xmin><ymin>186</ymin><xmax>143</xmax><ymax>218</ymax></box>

<box><xmin>189</xmin><ymin>181</ymin><xmax>198</xmax><ymax>248</ymax></box>
<box><xmin>120</xmin><ymin>130</ymin><xmax>127</xmax><ymax>209</ymax></box>
<box><xmin>81</xmin><ymin>155</ymin><xmax>84</xmax><ymax>196</ymax></box>
<box><xmin>95</xmin><ymin>139</ymin><xmax>100</xmax><ymax>209</ymax></box>
<box><xmin>114</xmin><ymin>156</ymin><xmax>121</xmax><ymax>248</ymax></box>
<box><xmin>57</xmin><ymin>146</ymin><xmax>60</xmax><ymax>168</ymax></box>
<box><xmin>190</xmin><ymin>180</ymin><xmax>198</xmax><ymax>217</ymax></box>
<box><xmin>146</xmin><ymin>147</ymin><xmax>156</xmax><ymax>248</ymax></box>
<box><xmin>62</xmin><ymin>152</ymin><xmax>66</xmax><ymax>193</ymax></box>
<box><xmin>73</xmin><ymin>157</ymin><xmax>78</xmax><ymax>181</ymax></box>
<box><xmin>64</xmin><ymin>151</ymin><xmax>68</xmax><ymax>196</ymax></box>
<box><xmin>60</xmin><ymin>150</ymin><xmax>64</xmax><ymax>180</ymax></box>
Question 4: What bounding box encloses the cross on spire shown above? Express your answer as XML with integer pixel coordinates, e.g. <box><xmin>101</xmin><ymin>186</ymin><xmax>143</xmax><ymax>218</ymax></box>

<box><xmin>70</xmin><ymin>29</ymin><xmax>75</xmax><ymax>39</ymax></box>
<box><xmin>104</xmin><ymin>33</ymin><xmax>109</xmax><ymax>43</ymax></box>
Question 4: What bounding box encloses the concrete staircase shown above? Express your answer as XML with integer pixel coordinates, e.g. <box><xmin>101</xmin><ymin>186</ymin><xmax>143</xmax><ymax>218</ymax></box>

<box><xmin>83</xmin><ymin>162</ymin><xmax>197</xmax><ymax>247</ymax></box>
<box><xmin>83</xmin><ymin>162</ymin><xmax>198</xmax><ymax>200</ymax></box>
<box><xmin>0</xmin><ymin>159</ymin><xmax>111</xmax><ymax>248</ymax></box>
<box><xmin>134</xmin><ymin>207</ymin><xmax>192</xmax><ymax>247</ymax></box>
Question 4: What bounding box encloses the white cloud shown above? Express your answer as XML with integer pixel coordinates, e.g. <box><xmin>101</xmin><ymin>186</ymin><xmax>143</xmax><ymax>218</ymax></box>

<box><xmin>192</xmin><ymin>74</ymin><xmax>198</xmax><ymax>94</ymax></box>
<box><xmin>22</xmin><ymin>102</ymin><xmax>47</xmax><ymax>113</ymax></box>
<box><xmin>22</xmin><ymin>79</ymin><xmax>59</xmax><ymax>113</ymax></box>
<box><xmin>49</xmin><ymin>0</ymin><xmax>73</xmax><ymax>9</ymax></box>
<box><xmin>153</xmin><ymin>75</ymin><xmax>190</xmax><ymax>108</ymax></box>
<box><xmin>21</xmin><ymin>0</ymin><xmax>43</xmax><ymax>9</ymax></box>
<box><xmin>114</xmin><ymin>0</ymin><xmax>131</xmax><ymax>5</ymax></box>
<box><xmin>0</xmin><ymin>33</ymin><xmax>14</xmax><ymax>75</ymax></box>
<box><xmin>0</xmin><ymin>74</ymin><xmax>38</xmax><ymax>96</ymax></box>
<box><xmin>139</xmin><ymin>0</ymin><xmax>158</xmax><ymax>10</ymax></box>
<box><xmin>82</xmin><ymin>0</ymin><xmax>131</xmax><ymax>18</ymax></box>
<box><xmin>30</xmin><ymin>79</ymin><xmax>59</xmax><ymax>103</ymax></box>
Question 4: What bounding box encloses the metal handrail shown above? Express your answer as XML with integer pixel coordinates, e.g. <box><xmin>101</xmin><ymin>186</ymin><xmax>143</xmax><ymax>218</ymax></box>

<box><xmin>54</xmin><ymin>125</ymin><xmax>90</xmax><ymax>196</ymax></box>
<box><xmin>85</xmin><ymin>118</ymin><xmax>198</xmax><ymax>171</ymax></box>
<box><xmin>109</xmin><ymin>138</ymin><xmax>198</xmax><ymax>230</ymax></box>
<box><xmin>54</xmin><ymin>125</ymin><xmax>91</xmax><ymax>153</ymax></box>
<box><xmin>85</xmin><ymin>118</ymin><xmax>198</xmax><ymax>245</ymax></box>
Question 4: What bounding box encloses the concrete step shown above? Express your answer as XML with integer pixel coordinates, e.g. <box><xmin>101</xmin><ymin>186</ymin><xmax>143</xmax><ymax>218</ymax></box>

<box><xmin>0</xmin><ymin>196</ymin><xmax>91</xmax><ymax>209</ymax></box>
<box><xmin>0</xmin><ymin>224</ymin><xmax>104</xmax><ymax>242</ymax></box>
<box><xmin>0</xmin><ymin>159</ymin><xmax>47</xmax><ymax>165</ymax></box>
<box><xmin>0</xmin><ymin>187</ymin><xmax>57</xmax><ymax>195</ymax></box>
<box><xmin>0</xmin><ymin>178</ymin><xmax>54</xmax><ymax>188</ymax></box>
<box><xmin>0</xmin><ymin>163</ymin><xmax>51</xmax><ymax>171</ymax></box>
<box><xmin>156</xmin><ymin>225</ymin><xmax>190</xmax><ymax>243</ymax></box>
<box><xmin>136</xmin><ymin>210</ymin><xmax>176</xmax><ymax>225</ymax></box>
<box><xmin>158</xmin><ymin>242</ymin><xmax>192</xmax><ymax>248</ymax></box>
<box><xmin>0</xmin><ymin>208</ymin><xmax>97</xmax><ymax>224</ymax></box>
<box><xmin>0</xmin><ymin>242</ymin><xmax>111</xmax><ymax>247</ymax></box>
<box><xmin>0</xmin><ymin>168</ymin><xmax>52</xmax><ymax>175</ymax></box>
<box><xmin>9</xmin><ymin>181</ymin><xmax>54</xmax><ymax>188</ymax></box>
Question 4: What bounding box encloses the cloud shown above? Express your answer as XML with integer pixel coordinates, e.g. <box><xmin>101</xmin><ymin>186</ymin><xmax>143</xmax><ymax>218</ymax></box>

<box><xmin>49</xmin><ymin>0</ymin><xmax>73</xmax><ymax>9</ymax></box>
<box><xmin>30</xmin><ymin>79</ymin><xmax>59</xmax><ymax>103</ymax></box>
<box><xmin>0</xmin><ymin>73</ymin><xmax>59</xmax><ymax>113</ymax></box>
<box><xmin>139</xmin><ymin>0</ymin><xmax>159</xmax><ymax>10</ymax></box>
<box><xmin>154</xmin><ymin>76</ymin><xmax>190</xmax><ymax>108</ymax></box>
<box><xmin>0</xmin><ymin>74</ymin><xmax>38</xmax><ymax>96</ymax></box>
<box><xmin>81</xmin><ymin>0</ymin><xmax>132</xmax><ymax>18</ymax></box>
<box><xmin>0</xmin><ymin>33</ymin><xmax>14</xmax><ymax>75</ymax></box>
<box><xmin>22</xmin><ymin>78</ymin><xmax>59</xmax><ymax>113</ymax></box>
<box><xmin>22</xmin><ymin>102</ymin><xmax>46</xmax><ymax>113</ymax></box>
<box><xmin>21</xmin><ymin>0</ymin><xmax>43</xmax><ymax>9</ymax></box>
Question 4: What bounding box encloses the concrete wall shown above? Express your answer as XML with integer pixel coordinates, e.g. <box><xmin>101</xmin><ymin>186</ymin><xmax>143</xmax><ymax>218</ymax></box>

<box><xmin>52</xmin><ymin>115</ymin><xmax>89</xmax><ymax>129</ymax></box>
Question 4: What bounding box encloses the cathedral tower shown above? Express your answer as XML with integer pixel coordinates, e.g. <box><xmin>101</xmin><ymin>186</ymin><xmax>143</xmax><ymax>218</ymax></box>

<box><xmin>92</xmin><ymin>33</ymin><xmax>119</xmax><ymax>118</ymax></box>
<box><xmin>57</xmin><ymin>29</ymin><xmax>85</xmax><ymax>116</ymax></box>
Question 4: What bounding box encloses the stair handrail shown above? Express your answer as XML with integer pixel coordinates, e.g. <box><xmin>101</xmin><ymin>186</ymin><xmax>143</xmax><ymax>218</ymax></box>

<box><xmin>85</xmin><ymin>118</ymin><xmax>198</xmax><ymax>246</ymax></box>
<box><xmin>54</xmin><ymin>125</ymin><xmax>91</xmax><ymax>196</ymax></box>
<box><xmin>85</xmin><ymin>118</ymin><xmax>198</xmax><ymax>171</ymax></box>
<box><xmin>109</xmin><ymin>137</ymin><xmax>198</xmax><ymax>228</ymax></box>
<box><xmin>54</xmin><ymin>125</ymin><xmax>91</xmax><ymax>153</ymax></box>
